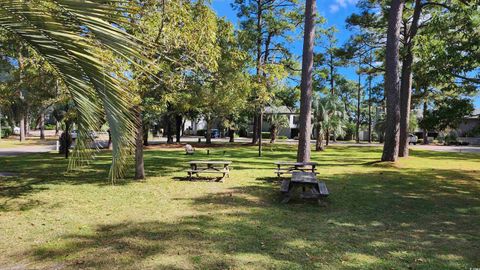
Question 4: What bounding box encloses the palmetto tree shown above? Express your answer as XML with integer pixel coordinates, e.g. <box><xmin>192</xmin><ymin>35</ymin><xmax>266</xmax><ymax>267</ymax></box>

<box><xmin>0</xmin><ymin>0</ymin><xmax>148</xmax><ymax>180</ymax></box>
<box><xmin>313</xmin><ymin>94</ymin><xmax>347</xmax><ymax>151</ymax></box>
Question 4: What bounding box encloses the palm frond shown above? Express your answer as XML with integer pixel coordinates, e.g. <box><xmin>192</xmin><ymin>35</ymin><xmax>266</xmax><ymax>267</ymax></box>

<box><xmin>0</xmin><ymin>0</ymin><xmax>149</xmax><ymax>181</ymax></box>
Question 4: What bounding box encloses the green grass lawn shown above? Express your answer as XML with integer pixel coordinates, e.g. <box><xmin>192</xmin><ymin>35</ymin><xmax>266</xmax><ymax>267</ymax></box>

<box><xmin>0</xmin><ymin>144</ymin><xmax>479</xmax><ymax>269</ymax></box>
<box><xmin>0</xmin><ymin>137</ymin><xmax>55</xmax><ymax>148</ymax></box>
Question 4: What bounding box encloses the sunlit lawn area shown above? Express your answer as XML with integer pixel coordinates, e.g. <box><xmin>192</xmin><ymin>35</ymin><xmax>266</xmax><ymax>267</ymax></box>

<box><xmin>0</xmin><ymin>137</ymin><xmax>55</xmax><ymax>148</ymax></box>
<box><xmin>0</xmin><ymin>144</ymin><xmax>479</xmax><ymax>269</ymax></box>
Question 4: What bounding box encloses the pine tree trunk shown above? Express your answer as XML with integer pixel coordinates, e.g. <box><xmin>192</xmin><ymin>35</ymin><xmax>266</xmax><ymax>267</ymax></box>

<box><xmin>356</xmin><ymin>61</ymin><xmax>361</xmax><ymax>144</ymax></box>
<box><xmin>381</xmin><ymin>0</ymin><xmax>404</xmax><ymax>162</ymax></box>
<box><xmin>39</xmin><ymin>111</ymin><xmax>45</xmax><ymax>140</ymax></box>
<box><xmin>368</xmin><ymin>76</ymin><xmax>373</xmax><ymax>143</ymax></box>
<box><xmin>399</xmin><ymin>0</ymin><xmax>421</xmax><ymax>157</ymax></box>
<box><xmin>297</xmin><ymin>0</ymin><xmax>316</xmax><ymax>163</ymax></box>
<box><xmin>134</xmin><ymin>109</ymin><xmax>145</xmax><ymax>180</ymax></box>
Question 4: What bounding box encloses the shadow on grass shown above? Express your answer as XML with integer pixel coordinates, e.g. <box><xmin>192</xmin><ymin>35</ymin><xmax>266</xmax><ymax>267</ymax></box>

<box><xmin>23</xmin><ymin>165</ymin><xmax>480</xmax><ymax>269</ymax></box>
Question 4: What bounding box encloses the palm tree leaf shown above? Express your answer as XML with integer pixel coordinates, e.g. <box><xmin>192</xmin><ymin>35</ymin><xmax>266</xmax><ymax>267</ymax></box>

<box><xmin>0</xmin><ymin>0</ymin><xmax>149</xmax><ymax>181</ymax></box>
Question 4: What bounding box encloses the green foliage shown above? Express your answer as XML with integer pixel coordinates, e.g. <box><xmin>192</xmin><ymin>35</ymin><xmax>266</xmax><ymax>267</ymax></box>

<box><xmin>0</xmin><ymin>0</ymin><xmax>150</xmax><ymax>180</ymax></box>
<box><xmin>420</xmin><ymin>98</ymin><xmax>474</xmax><ymax>131</ymax></box>
<box><xmin>1</xmin><ymin>126</ymin><xmax>12</xmax><ymax>138</ymax></box>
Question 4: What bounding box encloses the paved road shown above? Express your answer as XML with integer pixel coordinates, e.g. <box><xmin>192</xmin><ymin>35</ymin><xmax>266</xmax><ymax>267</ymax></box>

<box><xmin>410</xmin><ymin>144</ymin><xmax>480</xmax><ymax>153</ymax></box>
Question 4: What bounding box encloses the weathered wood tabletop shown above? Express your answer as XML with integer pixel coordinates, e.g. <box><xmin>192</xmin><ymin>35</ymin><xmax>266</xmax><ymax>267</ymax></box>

<box><xmin>274</xmin><ymin>161</ymin><xmax>318</xmax><ymax>177</ymax></box>
<box><xmin>280</xmin><ymin>171</ymin><xmax>329</xmax><ymax>204</ymax></box>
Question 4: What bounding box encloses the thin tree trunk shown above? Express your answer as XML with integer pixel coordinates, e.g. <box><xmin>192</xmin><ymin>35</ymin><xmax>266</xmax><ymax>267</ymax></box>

<box><xmin>107</xmin><ymin>129</ymin><xmax>112</xmax><ymax>150</ymax></box>
<box><xmin>422</xmin><ymin>99</ymin><xmax>429</xmax><ymax>145</ymax></box>
<box><xmin>206</xmin><ymin>118</ymin><xmax>212</xmax><ymax>144</ymax></box>
<box><xmin>25</xmin><ymin>113</ymin><xmax>30</xmax><ymax>136</ymax></box>
<box><xmin>134</xmin><ymin>108</ymin><xmax>145</xmax><ymax>180</ymax></box>
<box><xmin>19</xmin><ymin>117</ymin><xmax>26</xmax><ymax>142</ymax></box>
<box><xmin>315</xmin><ymin>127</ymin><xmax>325</xmax><ymax>151</ymax></box>
<box><xmin>229</xmin><ymin>128</ymin><xmax>235</xmax><ymax>143</ymax></box>
<box><xmin>270</xmin><ymin>125</ymin><xmax>277</xmax><ymax>144</ymax></box>
<box><xmin>55</xmin><ymin>121</ymin><xmax>59</xmax><ymax>136</ymax></box>
<box><xmin>252</xmin><ymin>114</ymin><xmax>258</xmax><ymax>144</ymax></box>
<box><xmin>64</xmin><ymin>122</ymin><xmax>70</xmax><ymax>159</ymax></box>
<box><xmin>18</xmin><ymin>49</ymin><xmax>26</xmax><ymax>142</ymax></box>
<box><xmin>175</xmin><ymin>114</ymin><xmax>182</xmax><ymax>143</ymax></box>
<box><xmin>165</xmin><ymin>114</ymin><xmax>173</xmax><ymax>144</ymax></box>
<box><xmin>297</xmin><ymin>0</ymin><xmax>316</xmax><ymax>163</ymax></box>
<box><xmin>368</xmin><ymin>75</ymin><xmax>372</xmax><ymax>143</ymax></box>
<box><xmin>381</xmin><ymin>0</ymin><xmax>404</xmax><ymax>162</ymax></box>
<box><xmin>143</xmin><ymin>122</ymin><xmax>149</xmax><ymax>146</ymax></box>
<box><xmin>356</xmin><ymin>57</ymin><xmax>362</xmax><ymax>144</ymax></box>
<box><xmin>252</xmin><ymin>0</ymin><xmax>263</xmax><ymax>145</ymax></box>
<box><xmin>258</xmin><ymin>111</ymin><xmax>263</xmax><ymax>156</ymax></box>
<box><xmin>39</xmin><ymin>111</ymin><xmax>45</xmax><ymax>140</ymax></box>
<box><xmin>399</xmin><ymin>0</ymin><xmax>421</xmax><ymax>157</ymax></box>
<box><xmin>326</xmin><ymin>129</ymin><xmax>330</xmax><ymax>146</ymax></box>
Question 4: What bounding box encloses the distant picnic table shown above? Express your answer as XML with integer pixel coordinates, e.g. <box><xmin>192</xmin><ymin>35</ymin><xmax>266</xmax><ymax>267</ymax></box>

<box><xmin>280</xmin><ymin>171</ymin><xmax>329</xmax><ymax>204</ymax></box>
<box><xmin>274</xmin><ymin>161</ymin><xmax>318</xmax><ymax>177</ymax></box>
<box><xmin>187</xmin><ymin>160</ymin><xmax>231</xmax><ymax>181</ymax></box>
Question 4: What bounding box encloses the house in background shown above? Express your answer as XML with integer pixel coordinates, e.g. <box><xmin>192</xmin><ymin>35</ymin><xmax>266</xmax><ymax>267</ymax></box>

<box><xmin>456</xmin><ymin>109</ymin><xmax>480</xmax><ymax>137</ymax></box>
<box><xmin>259</xmin><ymin>106</ymin><xmax>300</xmax><ymax>139</ymax></box>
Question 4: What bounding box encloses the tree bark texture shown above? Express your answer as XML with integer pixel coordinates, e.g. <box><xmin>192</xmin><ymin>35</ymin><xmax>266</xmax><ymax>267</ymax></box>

<box><xmin>381</xmin><ymin>0</ymin><xmax>404</xmax><ymax>162</ymax></box>
<box><xmin>175</xmin><ymin>114</ymin><xmax>182</xmax><ymax>143</ymax></box>
<box><xmin>134</xmin><ymin>108</ymin><xmax>145</xmax><ymax>180</ymax></box>
<box><xmin>399</xmin><ymin>0</ymin><xmax>421</xmax><ymax>157</ymax></box>
<box><xmin>39</xmin><ymin>111</ymin><xmax>45</xmax><ymax>140</ymax></box>
<box><xmin>297</xmin><ymin>0</ymin><xmax>316</xmax><ymax>163</ymax></box>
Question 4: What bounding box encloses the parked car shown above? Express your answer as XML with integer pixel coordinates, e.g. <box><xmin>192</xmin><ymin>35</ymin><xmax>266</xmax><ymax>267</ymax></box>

<box><xmin>408</xmin><ymin>133</ymin><xmax>418</xmax><ymax>145</ymax></box>
<box><xmin>13</xmin><ymin>127</ymin><xmax>20</xmax><ymax>134</ymax></box>
<box><xmin>205</xmin><ymin>129</ymin><xmax>221</xmax><ymax>139</ymax></box>
<box><xmin>70</xmin><ymin>130</ymin><xmax>98</xmax><ymax>140</ymax></box>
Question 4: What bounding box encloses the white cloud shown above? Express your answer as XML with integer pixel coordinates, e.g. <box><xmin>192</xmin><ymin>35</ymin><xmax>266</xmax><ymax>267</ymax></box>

<box><xmin>329</xmin><ymin>4</ymin><xmax>340</xmax><ymax>13</ymax></box>
<box><xmin>337</xmin><ymin>0</ymin><xmax>347</xmax><ymax>8</ymax></box>
<box><xmin>329</xmin><ymin>0</ymin><xmax>358</xmax><ymax>13</ymax></box>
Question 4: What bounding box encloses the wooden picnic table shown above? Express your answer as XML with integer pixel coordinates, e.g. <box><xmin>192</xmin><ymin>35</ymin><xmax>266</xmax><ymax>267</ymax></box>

<box><xmin>187</xmin><ymin>160</ymin><xmax>232</xmax><ymax>181</ymax></box>
<box><xmin>280</xmin><ymin>171</ymin><xmax>329</xmax><ymax>204</ymax></box>
<box><xmin>274</xmin><ymin>161</ymin><xmax>318</xmax><ymax>177</ymax></box>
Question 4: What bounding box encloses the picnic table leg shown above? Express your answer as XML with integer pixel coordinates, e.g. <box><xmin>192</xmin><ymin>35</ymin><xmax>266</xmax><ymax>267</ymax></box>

<box><xmin>281</xmin><ymin>181</ymin><xmax>295</xmax><ymax>204</ymax></box>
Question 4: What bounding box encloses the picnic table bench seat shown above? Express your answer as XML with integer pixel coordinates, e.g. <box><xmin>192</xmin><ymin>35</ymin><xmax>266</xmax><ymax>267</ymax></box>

<box><xmin>187</xmin><ymin>160</ymin><xmax>232</xmax><ymax>181</ymax></box>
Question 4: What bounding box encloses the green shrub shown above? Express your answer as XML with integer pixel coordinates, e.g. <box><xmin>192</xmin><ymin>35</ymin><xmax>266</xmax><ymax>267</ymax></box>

<box><xmin>44</xmin><ymin>124</ymin><xmax>56</xmax><ymax>130</ymax></box>
<box><xmin>1</xmin><ymin>127</ymin><xmax>12</xmax><ymax>138</ymax></box>
<box><xmin>417</xmin><ymin>139</ymin><xmax>423</xmax><ymax>144</ymax></box>
<box><xmin>261</xmin><ymin>132</ymin><xmax>270</xmax><ymax>139</ymax></box>
<box><xmin>196</xmin><ymin>129</ymin><xmax>206</xmax><ymax>136</ymax></box>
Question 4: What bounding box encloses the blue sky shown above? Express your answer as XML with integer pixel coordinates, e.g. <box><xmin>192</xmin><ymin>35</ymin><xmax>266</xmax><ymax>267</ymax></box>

<box><xmin>210</xmin><ymin>0</ymin><xmax>479</xmax><ymax>108</ymax></box>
